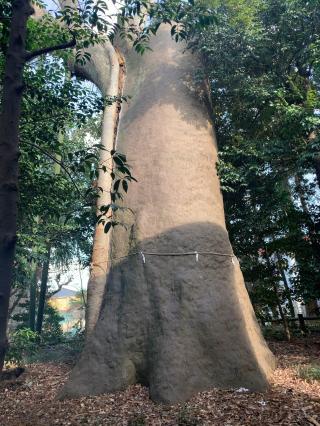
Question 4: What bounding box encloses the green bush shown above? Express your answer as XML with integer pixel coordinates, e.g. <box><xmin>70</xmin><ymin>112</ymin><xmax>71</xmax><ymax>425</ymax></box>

<box><xmin>25</xmin><ymin>323</ymin><xmax>85</xmax><ymax>364</ymax></box>
<box><xmin>68</xmin><ymin>323</ymin><xmax>85</xmax><ymax>349</ymax></box>
<box><xmin>5</xmin><ymin>328</ymin><xmax>39</xmax><ymax>366</ymax></box>
<box><xmin>297</xmin><ymin>364</ymin><xmax>320</xmax><ymax>382</ymax></box>
<box><xmin>41</xmin><ymin>304</ymin><xmax>64</xmax><ymax>344</ymax></box>
<box><xmin>262</xmin><ymin>326</ymin><xmax>287</xmax><ymax>341</ymax></box>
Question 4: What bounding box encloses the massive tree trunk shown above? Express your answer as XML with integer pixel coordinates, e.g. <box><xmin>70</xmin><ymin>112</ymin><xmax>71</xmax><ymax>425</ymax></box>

<box><xmin>60</xmin><ymin>28</ymin><xmax>275</xmax><ymax>403</ymax></box>
<box><xmin>0</xmin><ymin>0</ymin><xmax>33</xmax><ymax>373</ymax></box>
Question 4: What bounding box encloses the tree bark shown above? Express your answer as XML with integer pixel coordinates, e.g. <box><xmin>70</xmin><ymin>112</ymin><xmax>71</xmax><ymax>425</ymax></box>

<box><xmin>0</xmin><ymin>0</ymin><xmax>33</xmax><ymax>372</ymax></box>
<box><xmin>36</xmin><ymin>246</ymin><xmax>51</xmax><ymax>334</ymax></box>
<box><xmin>60</xmin><ymin>27</ymin><xmax>275</xmax><ymax>404</ymax></box>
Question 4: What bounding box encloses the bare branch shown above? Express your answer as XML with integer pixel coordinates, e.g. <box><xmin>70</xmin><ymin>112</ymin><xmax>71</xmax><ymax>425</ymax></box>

<box><xmin>48</xmin><ymin>277</ymin><xmax>72</xmax><ymax>298</ymax></box>
<box><xmin>8</xmin><ymin>292</ymin><xmax>24</xmax><ymax>316</ymax></box>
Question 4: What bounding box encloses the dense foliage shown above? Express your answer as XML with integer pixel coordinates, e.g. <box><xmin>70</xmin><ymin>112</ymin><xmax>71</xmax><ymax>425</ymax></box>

<box><xmin>194</xmin><ymin>0</ymin><xmax>320</xmax><ymax>322</ymax></box>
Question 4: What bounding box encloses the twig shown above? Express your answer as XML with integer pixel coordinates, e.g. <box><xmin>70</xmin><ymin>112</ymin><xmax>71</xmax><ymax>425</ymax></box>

<box><xmin>303</xmin><ymin>411</ymin><xmax>320</xmax><ymax>426</ymax></box>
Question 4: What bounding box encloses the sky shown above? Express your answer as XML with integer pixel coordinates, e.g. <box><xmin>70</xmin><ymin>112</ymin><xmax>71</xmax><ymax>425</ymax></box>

<box><xmin>43</xmin><ymin>0</ymin><xmax>119</xmax><ymax>20</ymax></box>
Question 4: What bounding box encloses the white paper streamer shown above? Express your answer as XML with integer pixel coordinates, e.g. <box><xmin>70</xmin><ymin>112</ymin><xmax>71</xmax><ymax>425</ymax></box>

<box><xmin>140</xmin><ymin>251</ymin><xmax>146</xmax><ymax>264</ymax></box>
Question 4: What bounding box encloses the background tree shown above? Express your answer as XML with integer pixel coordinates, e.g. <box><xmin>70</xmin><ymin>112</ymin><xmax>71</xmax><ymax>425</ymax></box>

<box><xmin>191</xmin><ymin>0</ymin><xmax>320</xmax><ymax>326</ymax></box>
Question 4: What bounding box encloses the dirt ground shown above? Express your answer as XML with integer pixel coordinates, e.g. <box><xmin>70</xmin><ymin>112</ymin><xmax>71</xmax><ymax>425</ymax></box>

<box><xmin>0</xmin><ymin>338</ymin><xmax>320</xmax><ymax>425</ymax></box>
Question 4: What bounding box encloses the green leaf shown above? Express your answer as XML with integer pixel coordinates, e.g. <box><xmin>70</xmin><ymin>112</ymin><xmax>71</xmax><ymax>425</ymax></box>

<box><xmin>104</xmin><ymin>221</ymin><xmax>112</xmax><ymax>233</ymax></box>
<box><xmin>114</xmin><ymin>179</ymin><xmax>121</xmax><ymax>192</ymax></box>
<box><xmin>122</xmin><ymin>180</ymin><xmax>128</xmax><ymax>193</ymax></box>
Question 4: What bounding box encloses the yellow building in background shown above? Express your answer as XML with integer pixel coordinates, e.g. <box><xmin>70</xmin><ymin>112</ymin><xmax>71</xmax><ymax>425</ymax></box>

<box><xmin>49</xmin><ymin>287</ymin><xmax>85</xmax><ymax>333</ymax></box>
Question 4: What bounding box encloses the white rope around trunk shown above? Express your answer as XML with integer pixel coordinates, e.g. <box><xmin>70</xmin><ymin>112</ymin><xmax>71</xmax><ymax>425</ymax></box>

<box><xmin>108</xmin><ymin>250</ymin><xmax>239</xmax><ymax>264</ymax></box>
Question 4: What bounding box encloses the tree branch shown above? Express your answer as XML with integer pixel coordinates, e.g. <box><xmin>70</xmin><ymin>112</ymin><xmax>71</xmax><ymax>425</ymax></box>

<box><xmin>22</xmin><ymin>141</ymin><xmax>82</xmax><ymax>196</ymax></box>
<box><xmin>25</xmin><ymin>37</ymin><xmax>76</xmax><ymax>62</ymax></box>
<box><xmin>8</xmin><ymin>289</ymin><xmax>24</xmax><ymax>316</ymax></box>
<box><xmin>21</xmin><ymin>113</ymin><xmax>72</xmax><ymax>126</ymax></box>
<box><xmin>48</xmin><ymin>277</ymin><xmax>72</xmax><ymax>298</ymax></box>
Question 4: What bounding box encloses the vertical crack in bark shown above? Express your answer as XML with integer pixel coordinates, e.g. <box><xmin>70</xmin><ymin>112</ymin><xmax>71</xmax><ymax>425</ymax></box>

<box><xmin>113</xmin><ymin>48</ymin><xmax>126</xmax><ymax>150</ymax></box>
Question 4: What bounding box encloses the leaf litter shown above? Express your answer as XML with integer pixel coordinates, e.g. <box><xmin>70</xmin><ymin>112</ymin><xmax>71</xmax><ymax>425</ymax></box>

<box><xmin>0</xmin><ymin>338</ymin><xmax>319</xmax><ymax>425</ymax></box>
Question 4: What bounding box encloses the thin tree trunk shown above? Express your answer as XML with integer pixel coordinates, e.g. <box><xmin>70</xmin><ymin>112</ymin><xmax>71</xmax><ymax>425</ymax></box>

<box><xmin>71</xmin><ymin>44</ymin><xmax>123</xmax><ymax>335</ymax></box>
<box><xmin>36</xmin><ymin>246</ymin><xmax>51</xmax><ymax>334</ymax></box>
<box><xmin>279</xmin><ymin>268</ymin><xmax>295</xmax><ymax>318</ymax></box>
<box><xmin>308</xmin><ymin>131</ymin><xmax>320</xmax><ymax>189</ymax></box>
<box><xmin>315</xmin><ymin>158</ymin><xmax>320</xmax><ymax>189</ymax></box>
<box><xmin>294</xmin><ymin>174</ymin><xmax>320</xmax><ymax>292</ymax></box>
<box><xmin>35</xmin><ymin>148</ymin><xmax>57</xmax><ymax>334</ymax></box>
<box><xmin>273</xmin><ymin>283</ymin><xmax>291</xmax><ymax>341</ymax></box>
<box><xmin>265</xmin><ymin>250</ymin><xmax>291</xmax><ymax>340</ymax></box>
<box><xmin>276</xmin><ymin>256</ymin><xmax>295</xmax><ymax>318</ymax></box>
<box><xmin>0</xmin><ymin>0</ymin><xmax>33</xmax><ymax>373</ymax></box>
<box><xmin>29</xmin><ymin>264</ymin><xmax>41</xmax><ymax>331</ymax></box>
<box><xmin>86</xmin><ymin>51</ymin><xmax>121</xmax><ymax>335</ymax></box>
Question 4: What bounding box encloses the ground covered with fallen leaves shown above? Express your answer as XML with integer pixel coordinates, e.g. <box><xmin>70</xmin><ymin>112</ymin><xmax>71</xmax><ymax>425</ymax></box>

<box><xmin>1</xmin><ymin>338</ymin><xmax>320</xmax><ymax>425</ymax></box>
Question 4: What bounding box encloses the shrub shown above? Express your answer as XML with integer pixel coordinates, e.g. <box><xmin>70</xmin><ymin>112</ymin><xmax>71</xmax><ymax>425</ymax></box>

<box><xmin>297</xmin><ymin>364</ymin><xmax>320</xmax><ymax>382</ymax></box>
<box><xmin>41</xmin><ymin>304</ymin><xmax>64</xmax><ymax>344</ymax></box>
<box><xmin>5</xmin><ymin>328</ymin><xmax>39</xmax><ymax>366</ymax></box>
<box><xmin>262</xmin><ymin>326</ymin><xmax>287</xmax><ymax>341</ymax></box>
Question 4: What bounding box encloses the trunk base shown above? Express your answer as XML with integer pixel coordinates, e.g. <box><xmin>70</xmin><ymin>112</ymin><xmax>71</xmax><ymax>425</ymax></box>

<box><xmin>60</xmin><ymin>223</ymin><xmax>275</xmax><ymax>404</ymax></box>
